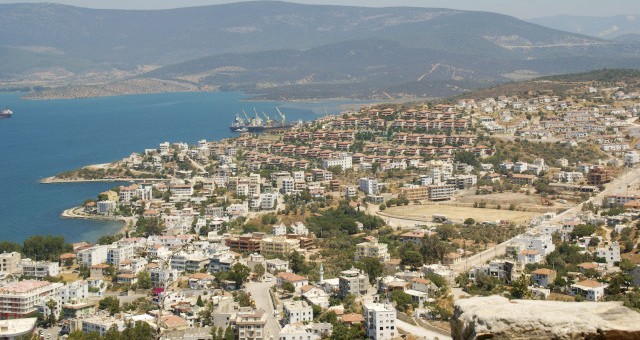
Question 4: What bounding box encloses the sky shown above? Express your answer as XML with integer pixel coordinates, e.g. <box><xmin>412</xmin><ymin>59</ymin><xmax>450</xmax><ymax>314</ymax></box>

<box><xmin>0</xmin><ymin>0</ymin><xmax>638</xmax><ymax>19</ymax></box>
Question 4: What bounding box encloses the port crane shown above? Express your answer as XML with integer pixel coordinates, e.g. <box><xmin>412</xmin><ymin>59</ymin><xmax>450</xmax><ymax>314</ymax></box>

<box><xmin>276</xmin><ymin>107</ymin><xmax>286</xmax><ymax>125</ymax></box>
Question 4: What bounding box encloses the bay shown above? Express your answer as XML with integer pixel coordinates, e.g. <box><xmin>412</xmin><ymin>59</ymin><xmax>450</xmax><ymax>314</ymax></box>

<box><xmin>0</xmin><ymin>91</ymin><xmax>360</xmax><ymax>244</ymax></box>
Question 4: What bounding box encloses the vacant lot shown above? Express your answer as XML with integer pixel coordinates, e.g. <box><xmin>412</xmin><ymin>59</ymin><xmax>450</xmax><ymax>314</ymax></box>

<box><xmin>385</xmin><ymin>204</ymin><xmax>540</xmax><ymax>225</ymax></box>
<box><xmin>457</xmin><ymin>192</ymin><xmax>539</xmax><ymax>205</ymax></box>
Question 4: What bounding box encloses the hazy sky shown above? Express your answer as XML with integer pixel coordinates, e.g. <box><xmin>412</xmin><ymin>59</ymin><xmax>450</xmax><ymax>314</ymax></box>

<box><xmin>0</xmin><ymin>0</ymin><xmax>638</xmax><ymax>19</ymax></box>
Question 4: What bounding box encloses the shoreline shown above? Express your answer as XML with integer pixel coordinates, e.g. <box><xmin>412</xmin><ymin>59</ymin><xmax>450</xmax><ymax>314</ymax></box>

<box><xmin>41</xmin><ymin>176</ymin><xmax>167</xmax><ymax>184</ymax></box>
<box><xmin>61</xmin><ymin>206</ymin><xmax>131</xmax><ymax>236</ymax></box>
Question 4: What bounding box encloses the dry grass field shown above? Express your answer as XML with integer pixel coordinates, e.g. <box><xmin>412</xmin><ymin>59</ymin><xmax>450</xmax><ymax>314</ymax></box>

<box><xmin>385</xmin><ymin>204</ymin><xmax>541</xmax><ymax>225</ymax></box>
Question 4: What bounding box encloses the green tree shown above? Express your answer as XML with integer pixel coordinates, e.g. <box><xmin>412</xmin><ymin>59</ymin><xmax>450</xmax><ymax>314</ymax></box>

<box><xmin>510</xmin><ymin>275</ymin><xmax>531</xmax><ymax>299</ymax></box>
<box><xmin>620</xmin><ymin>258</ymin><xmax>637</xmax><ymax>272</ymax></box>
<box><xmin>390</xmin><ymin>290</ymin><xmax>415</xmax><ymax>312</ymax></box>
<box><xmin>22</xmin><ymin>235</ymin><xmax>72</xmax><ymax>261</ymax></box>
<box><xmin>355</xmin><ymin>257</ymin><xmax>384</xmax><ymax>284</ymax></box>
<box><xmin>288</xmin><ymin>251</ymin><xmax>307</xmax><ymax>274</ymax></box>
<box><xmin>137</xmin><ymin>271</ymin><xmax>152</xmax><ymax>290</ymax></box>
<box><xmin>98</xmin><ymin>296</ymin><xmax>120</xmax><ymax>315</ymax></box>
<box><xmin>196</xmin><ymin>295</ymin><xmax>205</xmax><ymax>307</ymax></box>
<box><xmin>45</xmin><ymin>299</ymin><xmax>57</xmax><ymax>326</ymax></box>
<box><xmin>0</xmin><ymin>241</ymin><xmax>21</xmax><ymax>254</ymax></box>
<box><xmin>253</xmin><ymin>263</ymin><xmax>265</xmax><ymax>280</ymax></box>
<box><xmin>401</xmin><ymin>249</ymin><xmax>423</xmax><ymax>268</ymax></box>
<box><xmin>228</xmin><ymin>263</ymin><xmax>251</xmax><ymax>288</ymax></box>
<box><xmin>282</xmin><ymin>282</ymin><xmax>295</xmax><ymax>294</ymax></box>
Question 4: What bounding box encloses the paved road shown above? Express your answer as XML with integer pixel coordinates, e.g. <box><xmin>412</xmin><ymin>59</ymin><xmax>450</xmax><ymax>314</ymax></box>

<box><xmin>245</xmin><ymin>274</ymin><xmax>279</xmax><ymax>340</ymax></box>
<box><xmin>449</xmin><ymin>166</ymin><xmax>640</xmax><ymax>273</ymax></box>
<box><xmin>396</xmin><ymin>319</ymin><xmax>452</xmax><ymax>340</ymax></box>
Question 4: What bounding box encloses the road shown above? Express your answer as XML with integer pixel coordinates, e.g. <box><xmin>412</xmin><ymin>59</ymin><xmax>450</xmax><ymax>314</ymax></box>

<box><xmin>449</xmin><ymin>166</ymin><xmax>640</xmax><ymax>273</ymax></box>
<box><xmin>396</xmin><ymin>319</ymin><xmax>452</xmax><ymax>340</ymax></box>
<box><xmin>245</xmin><ymin>274</ymin><xmax>279</xmax><ymax>340</ymax></box>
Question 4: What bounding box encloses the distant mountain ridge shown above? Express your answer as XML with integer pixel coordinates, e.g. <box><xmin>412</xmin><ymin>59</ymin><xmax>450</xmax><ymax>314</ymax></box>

<box><xmin>528</xmin><ymin>15</ymin><xmax>640</xmax><ymax>40</ymax></box>
<box><xmin>2</xmin><ymin>1</ymin><xmax>640</xmax><ymax>99</ymax></box>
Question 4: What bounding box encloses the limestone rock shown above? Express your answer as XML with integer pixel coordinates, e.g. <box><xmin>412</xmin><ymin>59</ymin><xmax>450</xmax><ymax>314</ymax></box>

<box><xmin>451</xmin><ymin>295</ymin><xmax>640</xmax><ymax>339</ymax></box>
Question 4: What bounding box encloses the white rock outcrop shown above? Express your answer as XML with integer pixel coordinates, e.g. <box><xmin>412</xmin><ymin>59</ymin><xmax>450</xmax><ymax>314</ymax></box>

<box><xmin>451</xmin><ymin>295</ymin><xmax>640</xmax><ymax>339</ymax></box>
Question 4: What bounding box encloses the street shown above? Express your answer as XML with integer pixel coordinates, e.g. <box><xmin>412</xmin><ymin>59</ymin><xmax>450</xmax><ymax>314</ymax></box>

<box><xmin>245</xmin><ymin>274</ymin><xmax>280</xmax><ymax>339</ymax></box>
<box><xmin>396</xmin><ymin>319</ymin><xmax>452</xmax><ymax>340</ymax></box>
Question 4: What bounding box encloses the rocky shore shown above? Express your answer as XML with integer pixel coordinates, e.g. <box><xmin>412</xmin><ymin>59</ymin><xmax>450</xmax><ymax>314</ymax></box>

<box><xmin>23</xmin><ymin>78</ymin><xmax>217</xmax><ymax>100</ymax></box>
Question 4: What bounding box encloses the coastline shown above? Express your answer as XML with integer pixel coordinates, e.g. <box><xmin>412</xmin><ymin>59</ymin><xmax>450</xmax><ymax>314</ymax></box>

<box><xmin>61</xmin><ymin>206</ymin><xmax>131</xmax><ymax>236</ymax></box>
<box><xmin>40</xmin><ymin>176</ymin><xmax>166</xmax><ymax>184</ymax></box>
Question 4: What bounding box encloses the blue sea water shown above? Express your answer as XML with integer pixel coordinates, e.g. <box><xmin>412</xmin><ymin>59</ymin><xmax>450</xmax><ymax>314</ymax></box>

<box><xmin>0</xmin><ymin>91</ymin><xmax>359</xmax><ymax>244</ymax></box>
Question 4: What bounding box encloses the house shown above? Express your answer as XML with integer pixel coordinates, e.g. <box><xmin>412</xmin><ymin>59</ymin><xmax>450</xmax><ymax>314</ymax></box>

<box><xmin>276</xmin><ymin>272</ymin><xmax>309</xmax><ymax>292</ymax></box>
<box><xmin>570</xmin><ymin>280</ymin><xmax>607</xmax><ymax>301</ymax></box>
<box><xmin>531</xmin><ymin>268</ymin><xmax>556</xmax><ymax>288</ymax></box>
<box><xmin>283</xmin><ymin>301</ymin><xmax>313</xmax><ymax>325</ymax></box>
<box><xmin>517</xmin><ymin>249</ymin><xmax>542</xmax><ymax>264</ymax></box>
<box><xmin>188</xmin><ymin>273</ymin><xmax>214</xmax><ymax>290</ymax></box>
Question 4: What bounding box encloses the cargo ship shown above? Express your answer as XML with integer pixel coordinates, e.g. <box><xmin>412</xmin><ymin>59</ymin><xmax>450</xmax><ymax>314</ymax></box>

<box><xmin>0</xmin><ymin>108</ymin><xmax>13</xmax><ymax>118</ymax></box>
<box><xmin>229</xmin><ymin>108</ymin><xmax>294</xmax><ymax>132</ymax></box>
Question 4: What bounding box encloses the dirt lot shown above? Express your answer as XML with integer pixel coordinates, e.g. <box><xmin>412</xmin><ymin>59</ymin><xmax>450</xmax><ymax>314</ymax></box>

<box><xmin>457</xmin><ymin>192</ymin><xmax>540</xmax><ymax>205</ymax></box>
<box><xmin>385</xmin><ymin>204</ymin><xmax>541</xmax><ymax>225</ymax></box>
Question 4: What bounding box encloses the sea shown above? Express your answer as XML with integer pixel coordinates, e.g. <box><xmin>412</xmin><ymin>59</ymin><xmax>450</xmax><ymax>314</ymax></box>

<box><xmin>0</xmin><ymin>91</ymin><xmax>362</xmax><ymax>244</ymax></box>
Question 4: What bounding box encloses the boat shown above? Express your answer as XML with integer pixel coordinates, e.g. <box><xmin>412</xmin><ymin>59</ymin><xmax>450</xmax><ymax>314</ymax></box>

<box><xmin>230</xmin><ymin>107</ymin><xmax>294</xmax><ymax>132</ymax></box>
<box><xmin>229</xmin><ymin>114</ymin><xmax>246</xmax><ymax>132</ymax></box>
<box><xmin>0</xmin><ymin>108</ymin><xmax>13</xmax><ymax>118</ymax></box>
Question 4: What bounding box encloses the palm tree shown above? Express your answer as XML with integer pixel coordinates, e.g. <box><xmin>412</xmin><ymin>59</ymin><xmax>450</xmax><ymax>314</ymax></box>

<box><xmin>46</xmin><ymin>299</ymin><xmax>57</xmax><ymax>326</ymax></box>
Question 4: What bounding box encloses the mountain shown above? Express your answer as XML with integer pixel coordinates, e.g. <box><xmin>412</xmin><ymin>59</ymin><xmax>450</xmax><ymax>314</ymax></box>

<box><xmin>3</xmin><ymin>1</ymin><xmax>640</xmax><ymax>99</ymax></box>
<box><xmin>529</xmin><ymin>15</ymin><xmax>640</xmax><ymax>40</ymax></box>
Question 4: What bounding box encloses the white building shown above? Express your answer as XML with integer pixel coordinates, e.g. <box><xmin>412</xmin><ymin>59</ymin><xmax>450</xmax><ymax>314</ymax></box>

<box><xmin>511</xmin><ymin>233</ymin><xmax>555</xmax><ymax>257</ymax></box>
<box><xmin>107</xmin><ymin>243</ymin><xmax>135</xmax><ymax>267</ymax></box>
<box><xmin>290</xmin><ymin>222</ymin><xmax>309</xmax><ymax>236</ymax></box>
<box><xmin>260</xmin><ymin>193</ymin><xmax>278</xmax><ymax>210</ymax></box>
<box><xmin>272</xmin><ymin>223</ymin><xmax>287</xmax><ymax>236</ymax></box>
<box><xmin>355</xmin><ymin>239</ymin><xmax>390</xmax><ymax>262</ymax></box>
<box><xmin>279</xmin><ymin>322</ymin><xmax>320</xmax><ymax>340</ymax></box>
<box><xmin>322</xmin><ymin>153</ymin><xmax>352</xmax><ymax>170</ymax></box>
<box><xmin>19</xmin><ymin>259</ymin><xmax>60</xmax><ymax>278</ymax></box>
<box><xmin>359</xmin><ymin>178</ymin><xmax>379</xmax><ymax>195</ymax></box>
<box><xmin>78</xmin><ymin>315</ymin><xmax>126</xmax><ymax>336</ymax></box>
<box><xmin>363</xmin><ymin>302</ymin><xmax>397</xmax><ymax>340</ymax></box>
<box><xmin>0</xmin><ymin>280</ymin><xmax>64</xmax><ymax>319</ymax></box>
<box><xmin>570</xmin><ymin>280</ymin><xmax>608</xmax><ymax>301</ymax></box>
<box><xmin>96</xmin><ymin>201</ymin><xmax>117</xmax><ymax>215</ymax></box>
<box><xmin>0</xmin><ymin>252</ymin><xmax>22</xmax><ymax>274</ymax></box>
<box><xmin>596</xmin><ymin>241</ymin><xmax>621</xmax><ymax>265</ymax></box>
<box><xmin>77</xmin><ymin>245</ymin><xmax>109</xmax><ymax>266</ymax></box>
<box><xmin>283</xmin><ymin>301</ymin><xmax>313</xmax><ymax>325</ymax></box>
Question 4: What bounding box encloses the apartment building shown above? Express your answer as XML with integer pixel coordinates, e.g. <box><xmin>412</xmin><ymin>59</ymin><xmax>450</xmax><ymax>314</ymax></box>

<box><xmin>0</xmin><ymin>252</ymin><xmax>21</xmax><ymax>274</ymax></box>
<box><xmin>76</xmin><ymin>245</ymin><xmax>109</xmax><ymax>266</ymax></box>
<box><xmin>19</xmin><ymin>259</ymin><xmax>60</xmax><ymax>278</ymax></box>
<box><xmin>235</xmin><ymin>309</ymin><xmax>267</xmax><ymax>340</ymax></box>
<box><xmin>338</xmin><ymin>268</ymin><xmax>369</xmax><ymax>297</ymax></box>
<box><xmin>354</xmin><ymin>239</ymin><xmax>390</xmax><ymax>262</ymax></box>
<box><xmin>363</xmin><ymin>302</ymin><xmax>397</xmax><ymax>340</ymax></box>
<box><xmin>283</xmin><ymin>301</ymin><xmax>313</xmax><ymax>325</ymax></box>
<box><xmin>0</xmin><ymin>280</ymin><xmax>64</xmax><ymax>319</ymax></box>
<box><xmin>260</xmin><ymin>237</ymin><xmax>301</xmax><ymax>257</ymax></box>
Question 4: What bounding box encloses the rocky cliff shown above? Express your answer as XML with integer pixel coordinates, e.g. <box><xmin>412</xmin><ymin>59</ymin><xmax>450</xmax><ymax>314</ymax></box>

<box><xmin>451</xmin><ymin>295</ymin><xmax>640</xmax><ymax>339</ymax></box>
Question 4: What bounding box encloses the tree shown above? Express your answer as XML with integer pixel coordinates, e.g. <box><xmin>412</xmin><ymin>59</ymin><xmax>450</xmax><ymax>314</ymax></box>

<box><xmin>510</xmin><ymin>275</ymin><xmax>531</xmax><ymax>299</ymax></box>
<box><xmin>196</xmin><ymin>295</ymin><xmax>205</xmax><ymax>307</ymax></box>
<box><xmin>390</xmin><ymin>290</ymin><xmax>415</xmax><ymax>312</ymax></box>
<box><xmin>46</xmin><ymin>299</ymin><xmax>57</xmax><ymax>326</ymax></box>
<box><xmin>22</xmin><ymin>235</ymin><xmax>72</xmax><ymax>261</ymax></box>
<box><xmin>98</xmin><ymin>296</ymin><xmax>120</xmax><ymax>315</ymax></box>
<box><xmin>620</xmin><ymin>258</ymin><xmax>637</xmax><ymax>272</ymax></box>
<box><xmin>253</xmin><ymin>264</ymin><xmax>265</xmax><ymax>280</ymax></box>
<box><xmin>355</xmin><ymin>257</ymin><xmax>384</xmax><ymax>284</ymax></box>
<box><xmin>282</xmin><ymin>282</ymin><xmax>295</xmax><ymax>294</ymax></box>
<box><xmin>401</xmin><ymin>249</ymin><xmax>423</xmax><ymax>268</ymax></box>
<box><xmin>137</xmin><ymin>271</ymin><xmax>152</xmax><ymax>290</ymax></box>
<box><xmin>288</xmin><ymin>251</ymin><xmax>307</xmax><ymax>274</ymax></box>
<box><xmin>228</xmin><ymin>263</ymin><xmax>251</xmax><ymax>288</ymax></box>
<box><xmin>0</xmin><ymin>241</ymin><xmax>21</xmax><ymax>254</ymax></box>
